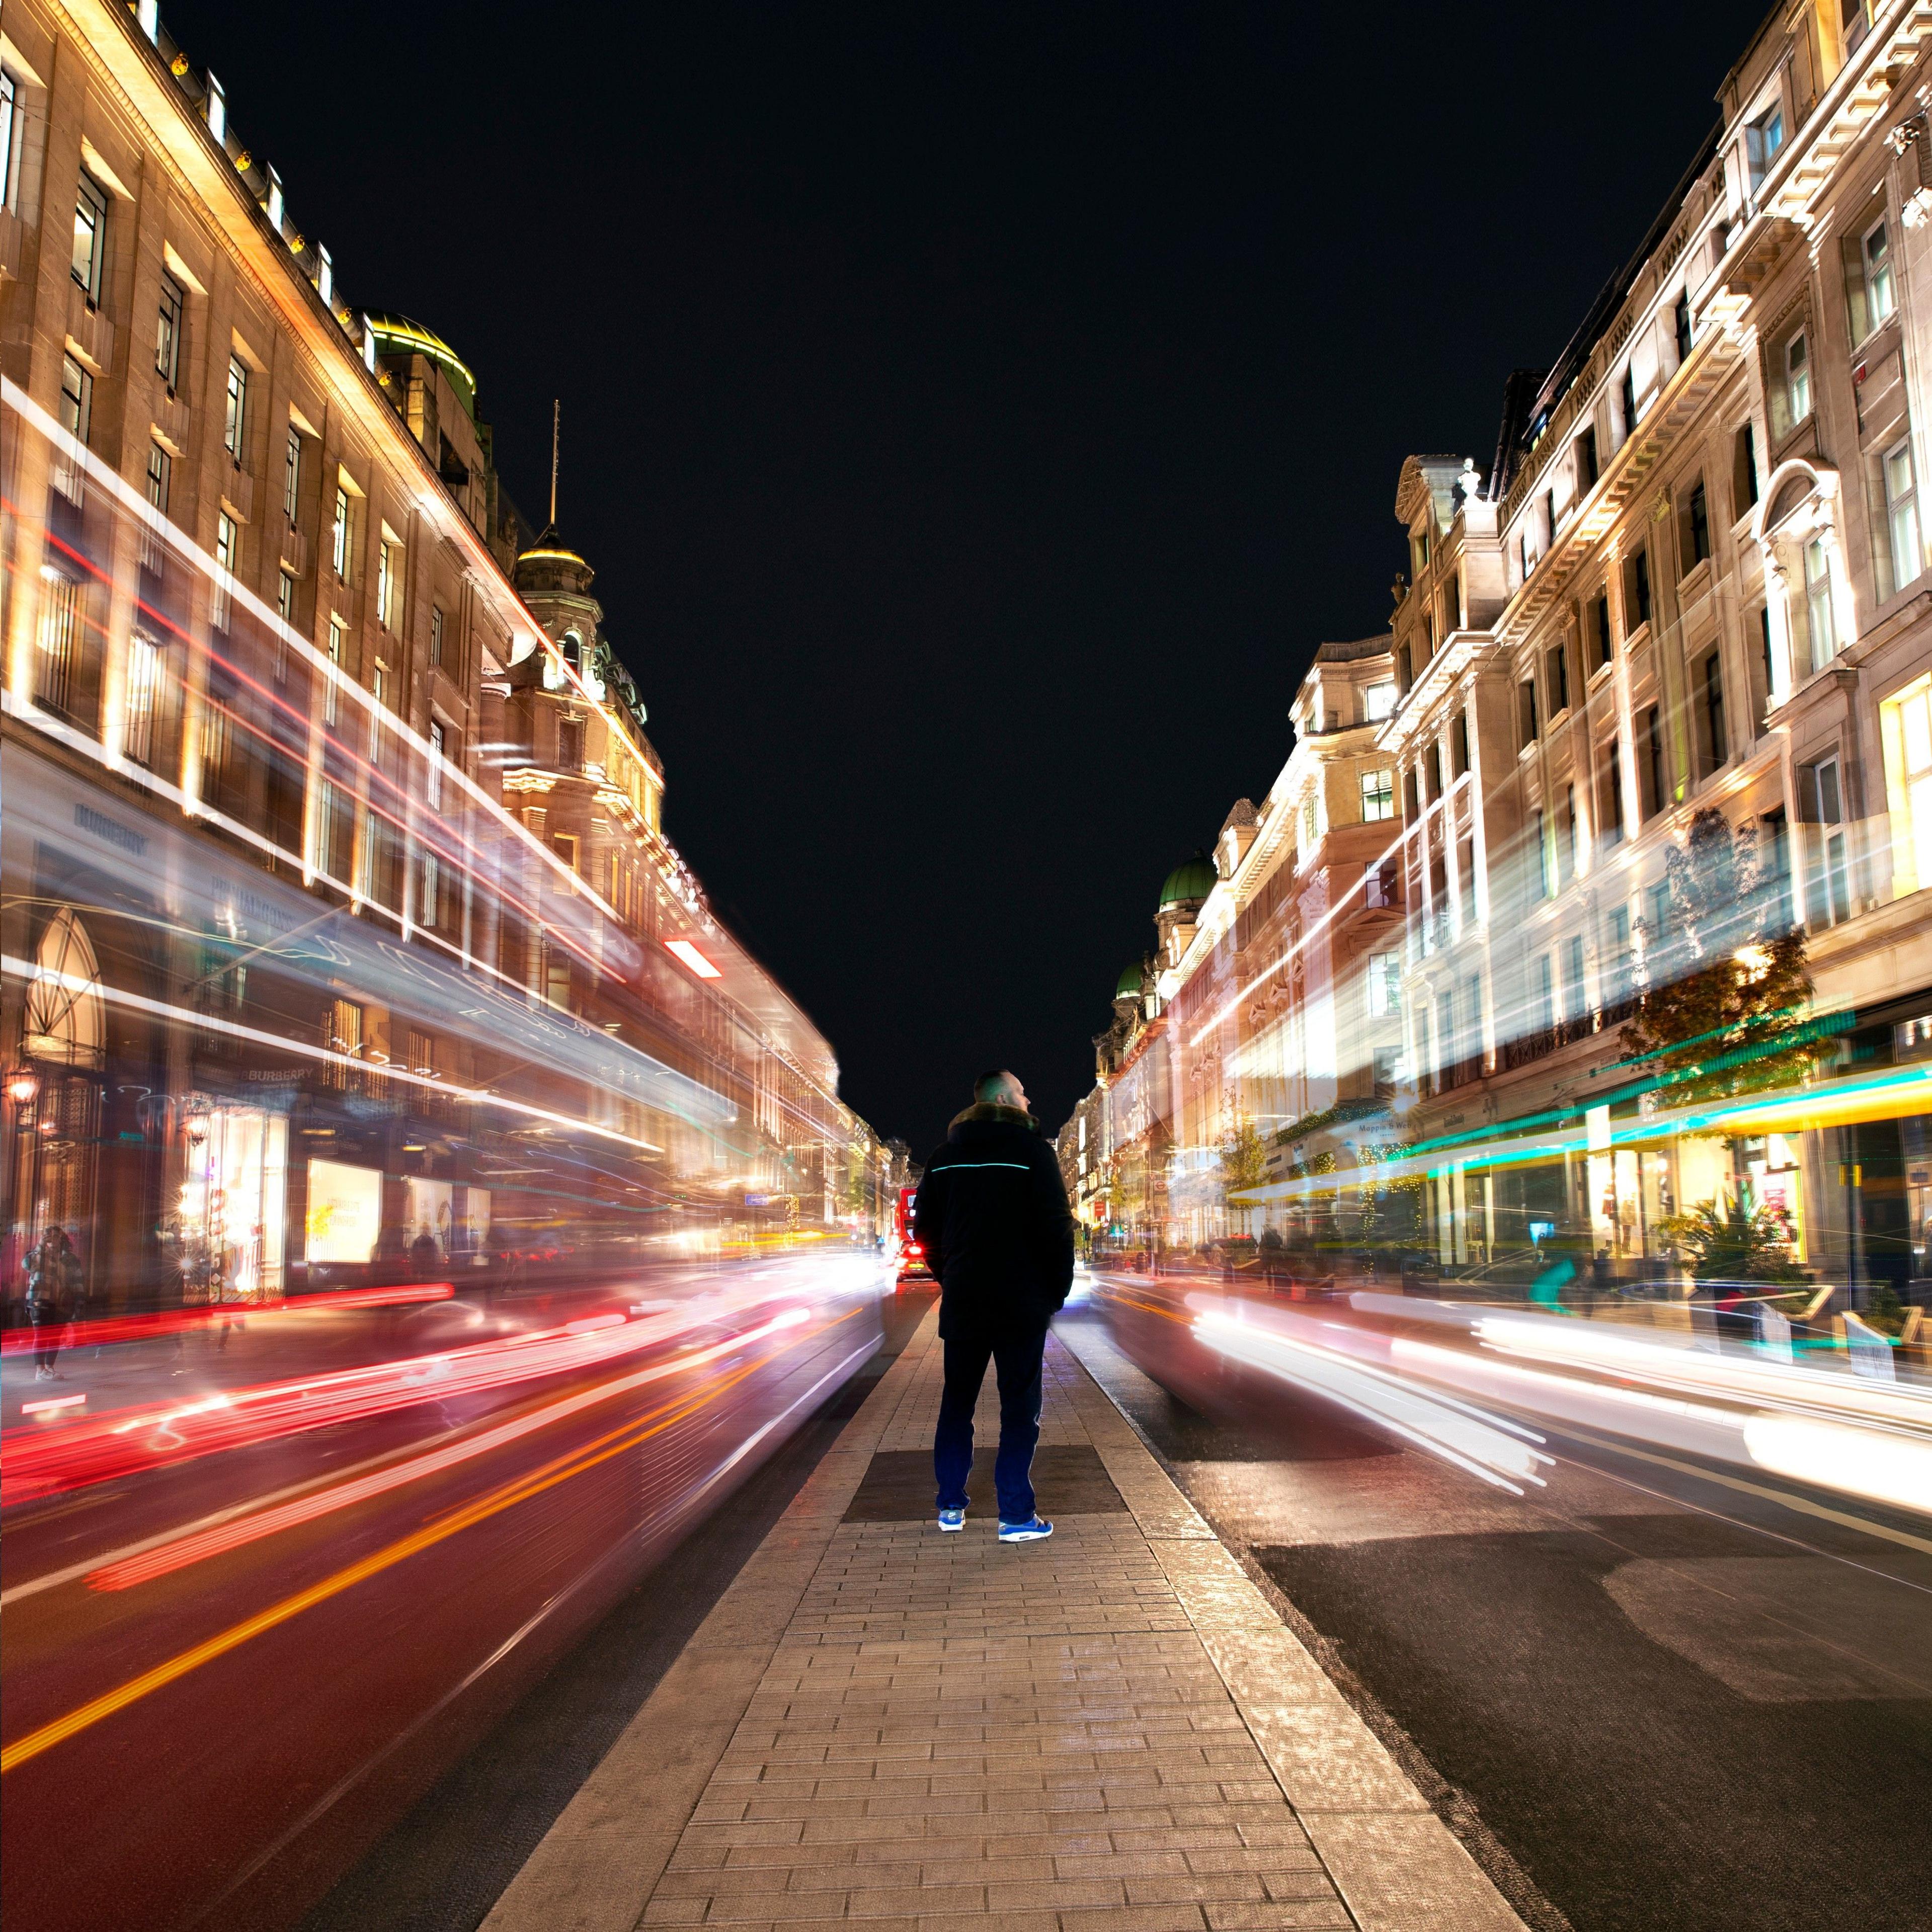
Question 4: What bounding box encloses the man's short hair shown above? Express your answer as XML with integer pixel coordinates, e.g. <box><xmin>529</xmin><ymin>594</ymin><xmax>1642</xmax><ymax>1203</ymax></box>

<box><xmin>974</xmin><ymin>1069</ymin><xmax>1013</xmax><ymax>1103</ymax></box>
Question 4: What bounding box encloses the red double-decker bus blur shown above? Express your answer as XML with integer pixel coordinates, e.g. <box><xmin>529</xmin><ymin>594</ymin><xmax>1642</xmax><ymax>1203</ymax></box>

<box><xmin>894</xmin><ymin>1186</ymin><xmax>933</xmax><ymax>1285</ymax></box>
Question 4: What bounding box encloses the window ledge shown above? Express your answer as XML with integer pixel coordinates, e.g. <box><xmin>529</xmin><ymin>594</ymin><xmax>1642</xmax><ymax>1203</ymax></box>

<box><xmin>1624</xmin><ymin>620</ymin><xmax>1652</xmax><ymax>653</ymax></box>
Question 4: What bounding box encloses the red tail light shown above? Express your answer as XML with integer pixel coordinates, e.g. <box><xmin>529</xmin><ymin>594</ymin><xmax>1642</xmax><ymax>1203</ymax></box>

<box><xmin>906</xmin><ymin>1243</ymin><xmax>923</xmax><ymax>1256</ymax></box>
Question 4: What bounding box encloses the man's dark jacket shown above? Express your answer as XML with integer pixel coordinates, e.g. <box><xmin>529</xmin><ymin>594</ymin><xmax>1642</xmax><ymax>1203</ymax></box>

<box><xmin>913</xmin><ymin>1103</ymin><xmax>1076</xmax><ymax>1337</ymax></box>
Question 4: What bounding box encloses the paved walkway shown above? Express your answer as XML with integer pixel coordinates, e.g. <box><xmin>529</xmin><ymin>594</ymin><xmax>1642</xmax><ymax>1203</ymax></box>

<box><xmin>482</xmin><ymin>1309</ymin><xmax>1525</xmax><ymax>1932</ymax></box>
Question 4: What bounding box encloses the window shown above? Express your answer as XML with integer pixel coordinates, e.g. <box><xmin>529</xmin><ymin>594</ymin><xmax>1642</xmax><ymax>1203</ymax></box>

<box><xmin>1589</xmin><ymin>591</ymin><xmax>1613</xmax><ymax>669</ymax></box>
<box><xmin>1805</xmin><ymin>536</ymin><xmax>1837</xmax><ymax>670</ymax></box>
<box><xmin>1674</xmin><ymin>290</ymin><xmax>1693</xmax><ymax>365</ymax></box>
<box><xmin>1364</xmin><ymin>861</ymin><xmax>1397</xmax><ymax>909</ymax></box>
<box><xmin>332</xmin><ymin>484</ymin><xmax>352</xmax><ymax>578</ymax></box>
<box><xmin>1534</xmin><ymin>953</ymin><xmax>1557</xmax><ymax>1034</ymax></box>
<box><xmin>1625</xmin><ymin>545</ymin><xmax>1651</xmax><ymax>630</ymax></box>
<box><xmin>1546</xmin><ymin>643</ymin><xmax>1569</xmax><ymax>717</ymax></box>
<box><xmin>58</xmin><ymin>353</ymin><xmax>93</xmax><ymax>445</ymax></box>
<box><xmin>1607</xmin><ymin>906</ymin><xmax>1634</xmax><ymax>1006</ymax></box>
<box><xmin>377</xmin><ymin>538</ymin><xmax>400</xmax><ymax>632</ymax></box>
<box><xmin>1785</xmin><ymin>331</ymin><xmax>1811</xmax><ymax>429</ymax></box>
<box><xmin>1403</xmin><ymin>769</ymin><xmax>1419</xmax><ymax>818</ymax></box>
<box><xmin>1363</xmin><ymin>679</ymin><xmax>1395</xmax><ymax>723</ymax></box>
<box><xmin>418</xmin><ymin>854</ymin><xmax>441</xmax><ymax>931</ymax></box>
<box><xmin>1885</xmin><ymin>438</ymin><xmax>1920</xmax><ymax>594</ymax></box>
<box><xmin>1643</xmin><ymin>704</ymin><xmax>1665</xmax><ymax>819</ymax></box>
<box><xmin>1703</xmin><ymin>649</ymin><xmax>1727</xmax><ymax>774</ymax></box>
<box><xmin>1621</xmin><ymin>364</ymin><xmax>1639</xmax><ymax>439</ymax></box>
<box><xmin>560</xmin><ymin>629</ymin><xmax>583</xmax><ymax>673</ymax></box>
<box><xmin>371</xmin><ymin>660</ymin><xmax>387</xmax><ymax>713</ymax></box>
<box><xmin>427</xmin><ymin>718</ymin><xmax>446</xmax><ymax>811</ymax></box>
<box><xmin>1863</xmin><ymin>217</ymin><xmax>1896</xmax><ymax>333</ymax></box>
<box><xmin>1606</xmin><ymin>738</ymin><xmax>1627</xmax><ymax>844</ymax></box>
<box><xmin>1439</xmin><ymin>582</ymin><xmax>1458</xmax><ymax>636</ymax></box>
<box><xmin>276</xmin><ymin>570</ymin><xmax>294</xmax><ymax>632</ymax></box>
<box><xmin>429</xmin><ymin>605</ymin><xmax>445</xmax><ymax>668</ymax></box>
<box><xmin>1518</xmin><ymin>678</ymin><xmax>1539</xmax><ymax>750</ymax></box>
<box><xmin>284</xmin><ymin>428</ymin><xmax>302</xmax><ymax>521</ymax></box>
<box><xmin>72</xmin><ymin>173</ymin><xmax>108</xmax><ymax>303</ymax></box>
<box><xmin>1804</xmin><ymin>756</ymin><xmax>1853</xmax><ymax>927</ymax></box>
<box><xmin>1360</xmin><ymin>768</ymin><xmax>1395</xmax><ymax>821</ymax></box>
<box><xmin>558</xmin><ymin>714</ymin><xmax>585</xmax><ymax>770</ymax></box>
<box><xmin>1576</xmin><ymin>425</ymin><xmax>1598</xmax><ymax>492</ymax></box>
<box><xmin>0</xmin><ymin>68</ymin><xmax>17</xmax><ymax>212</ymax></box>
<box><xmin>212</xmin><ymin>513</ymin><xmax>237</xmax><ymax>632</ymax></box>
<box><xmin>1686</xmin><ymin>480</ymin><xmax>1711</xmax><ymax>566</ymax></box>
<box><xmin>1843</xmin><ymin>0</ymin><xmax>1874</xmax><ymax>54</ymax></box>
<box><xmin>1564</xmin><ymin>934</ymin><xmax>1587</xmax><ymax>1025</ymax></box>
<box><xmin>1545</xmin><ymin>488</ymin><xmax>1558</xmax><ymax>544</ymax></box>
<box><xmin>1747</xmin><ymin>100</ymin><xmax>1785</xmax><ymax>192</ymax></box>
<box><xmin>144</xmin><ymin>438</ymin><xmax>170</xmax><ymax>518</ymax></box>
<box><xmin>1427</xmin><ymin>743</ymin><xmax>1444</xmax><ymax>800</ymax></box>
<box><xmin>1564</xmin><ymin>785</ymin><xmax>1579</xmax><ymax>879</ymax></box>
<box><xmin>1396</xmin><ymin>642</ymin><xmax>1412</xmax><ymax>691</ymax></box>
<box><xmin>325</xmin><ymin>616</ymin><xmax>344</xmax><ymax>727</ymax></box>
<box><xmin>1758</xmin><ymin>605</ymin><xmax>1774</xmax><ymax>718</ymax></box>
<box><xmin>125</xmin><ymin>632</ymin><xmax>160</xmax><ymax>765</ymax></box>
<box><xmin>1302</xmin><ymin>792</ymin><xmax>1318</xmax><ymax>847</ymax></box>
<box><xmin>224</xmin><ymin>356</ymin><xmax>248</xmax><ymax>459</ymax></box>
<box><xmin>1453</xmin><ymin>712</ymin><xmax>1470</xmax><ymax>777</ymax></box>
<box><xmin>1733</xmin><ymin>422</ymin><xmax>1759</xmax><ymax>512</ymax></box>
<box><xmin>156</xmin><ymin>273</ymin><xmax>183</xmax><ymax>391</ymax></box>
<box><xmin>1887</xmin><ymin>680</ymin><xmax>1932</xmax><ymax>896</ymax></box>
<box><xmin>1532</xmin><ymin>807</ymin><xmax>1553</xmax><ymax>900</ymax></box>
<box><xmin>1367</xmin><ymin>950</ymin><xmax>1402</xmax><ymax>1017</ymax></box>
<box><xmin>552</xmin><ymin>830</ymin><xmax>581</xmax><ymax>878</ymax></box>
<box><xmin>1520</xmin><ymin>529</ymin><xmax>1538</xmax><ymax>580</ymax></box>
<box><xmin>34</xmin><ymin>571</ymin><xmax>80</xmax><ymax>718</ymax></box>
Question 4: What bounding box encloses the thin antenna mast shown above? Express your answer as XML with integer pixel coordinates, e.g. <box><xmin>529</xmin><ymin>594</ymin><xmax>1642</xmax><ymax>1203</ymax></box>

<box><xmin>549</xmin><ymin>398</ymin><xmax>560</xmax><ymax>527</ymax></box>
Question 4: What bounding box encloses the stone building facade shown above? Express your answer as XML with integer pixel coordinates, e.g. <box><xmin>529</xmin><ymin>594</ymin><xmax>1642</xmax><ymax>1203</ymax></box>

<box><xmin>1</xmin><ymin>0</ymin><xmax>877</xmax><ymax>1304</ymax></box>
<box><xmin>1065</xmin><ymin>0</ymin><xmax>1932</xmax><ymax>1303</ymax></box>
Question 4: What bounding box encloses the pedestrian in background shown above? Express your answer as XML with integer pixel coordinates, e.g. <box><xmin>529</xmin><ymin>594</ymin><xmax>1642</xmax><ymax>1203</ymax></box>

<box><xmin>25</xmin><ymin>1227</ymin><xmax>71</xmax><ymax>1381</ymax></box>
<box><xmin>913</xmin><ymin>1069</ymin><xmax>1075</xmax><ymax>1543</ymax></box>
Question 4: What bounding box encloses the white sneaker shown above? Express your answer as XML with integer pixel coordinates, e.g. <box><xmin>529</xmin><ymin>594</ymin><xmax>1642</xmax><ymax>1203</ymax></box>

<box><xmin>997</xmin><ymin>1516</ymin><xmax>1054</xmax><ymax>1543</ymax></box>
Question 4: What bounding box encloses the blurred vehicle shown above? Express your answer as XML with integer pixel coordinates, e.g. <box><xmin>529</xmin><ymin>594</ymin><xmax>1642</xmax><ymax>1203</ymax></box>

<box><xmin>894</xmin><ymin>1185</ymin><xmax>934</xmax><ymax>1286</ymax></box>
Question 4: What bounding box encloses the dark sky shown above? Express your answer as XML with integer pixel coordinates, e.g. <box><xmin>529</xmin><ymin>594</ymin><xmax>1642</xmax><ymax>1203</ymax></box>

<box><xmin>174</xmin><ymin>1</ymin><xmax>1766</xmax><ymax>1153</ymax></box>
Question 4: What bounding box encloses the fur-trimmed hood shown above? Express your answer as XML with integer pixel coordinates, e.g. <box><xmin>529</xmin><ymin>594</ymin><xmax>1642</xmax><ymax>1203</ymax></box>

<box><xmin>946</xmin><ymin>1102</ymin><xmax>1039</xmax><ymax>1134</ymax></box>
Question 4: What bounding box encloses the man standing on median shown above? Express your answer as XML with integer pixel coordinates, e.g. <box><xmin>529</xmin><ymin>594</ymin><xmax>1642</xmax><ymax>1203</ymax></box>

<box><xmin>912</xmin><ymin>1068</ymin><xmax>1076</xmax><ymax>1543</ymax></box>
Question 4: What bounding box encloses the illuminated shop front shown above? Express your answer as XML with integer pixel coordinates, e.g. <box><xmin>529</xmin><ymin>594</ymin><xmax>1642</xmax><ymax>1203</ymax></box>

<box><xmin>175</xmin><ymin>1100</ymin><xmax>290</xmax><ymax>1303</ymax></box>
<box><xmin>305</xmin><ymin>1158</ymin><xmax>383</xmax><ymax>1269</ymax></box>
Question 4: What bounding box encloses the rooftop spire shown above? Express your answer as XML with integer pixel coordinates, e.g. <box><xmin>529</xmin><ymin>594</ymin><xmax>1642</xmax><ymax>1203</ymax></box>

<box><xmin>549</xmin><ymin>397</ymin><xmax>560</xmax><ymax>528</ymax></box>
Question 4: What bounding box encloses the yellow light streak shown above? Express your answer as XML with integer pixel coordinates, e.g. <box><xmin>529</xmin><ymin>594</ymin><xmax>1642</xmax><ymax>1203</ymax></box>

<box><xmin>0</xmin><ymin>1351</ymin><xmax>778</xmax><ymax>1775</ymax></box>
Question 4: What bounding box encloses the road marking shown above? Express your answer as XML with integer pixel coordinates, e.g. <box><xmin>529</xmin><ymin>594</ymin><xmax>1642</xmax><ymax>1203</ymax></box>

<box><xmin>1549</xmin><ymin>1421</ymin><xmax>1932</xmax><ymax>1556</ymax></box>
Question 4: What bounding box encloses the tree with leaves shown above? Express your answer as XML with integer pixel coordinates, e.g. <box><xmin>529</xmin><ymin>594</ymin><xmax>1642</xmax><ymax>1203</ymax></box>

<box><xmin>1218</xmin><ymin>1113</ymin><xmax>1270</xmax><ymax>1231</ymax></box>
<box><xmin>1621</xmin><ymin>809</ymin><xmax>1821</xmax><ymax>1105</ymax></box>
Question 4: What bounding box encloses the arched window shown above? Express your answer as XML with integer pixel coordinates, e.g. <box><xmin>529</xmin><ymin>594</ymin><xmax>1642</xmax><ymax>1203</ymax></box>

<box><xmin>560</xmin><ymin>629</ymin><xmax>582</xmax><ymax>672</ymax></box>
<box><xmin>24</xmin><ymin>908</ymin><xmax>104</xmax><ymax>1069</ymax></box>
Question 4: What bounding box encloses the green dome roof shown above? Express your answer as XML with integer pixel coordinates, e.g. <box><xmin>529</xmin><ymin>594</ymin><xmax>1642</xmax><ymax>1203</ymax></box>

<box><xmin>1114</xmin><ymin>962</ymin><xmax>1145</xmax><ymax>1000</ymax></box>
<box><xmin>1158</xmin><ymin>852</ymin><xmax>1218</xmax><ymax>910</ymax></box>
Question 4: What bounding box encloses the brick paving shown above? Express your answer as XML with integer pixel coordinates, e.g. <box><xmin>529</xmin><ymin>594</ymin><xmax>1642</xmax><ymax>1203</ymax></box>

<box><xmin>484</xmin><ymin>1307</ymin><xmax>1525</xmax><ymax>1932</ymax></box>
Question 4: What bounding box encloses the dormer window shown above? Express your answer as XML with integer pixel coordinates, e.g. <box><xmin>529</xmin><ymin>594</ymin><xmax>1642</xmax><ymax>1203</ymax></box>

<box><xmin>1746</xmin><ymin>99</ymin><xmax>1785</xmax><ymax>194</ymax></box>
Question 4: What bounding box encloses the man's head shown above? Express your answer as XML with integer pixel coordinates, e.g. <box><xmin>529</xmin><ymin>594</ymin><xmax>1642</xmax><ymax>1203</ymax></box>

<box><xmin>973</xmin><ymin>1068</ymin><xmax>1028</xmax><ymax>1113</ymax></box>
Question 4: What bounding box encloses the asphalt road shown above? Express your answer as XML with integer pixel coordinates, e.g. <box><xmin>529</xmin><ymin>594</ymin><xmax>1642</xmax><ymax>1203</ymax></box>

<box><xmin>1059</xmin><ymin>1286</ymin><xmax>1932</xmax><ymax>1932</ymax></box>
<box><xmin>0</xmin><ymin>1255</ymin><xmax>897</xmax><ymax>1932</ymax></box>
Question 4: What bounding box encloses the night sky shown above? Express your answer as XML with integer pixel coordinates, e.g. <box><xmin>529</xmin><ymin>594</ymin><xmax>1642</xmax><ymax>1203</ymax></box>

<box><xmin>173</xmin><ymin>2</ymin><xmax>1766</xmax><ymax>1154</ymax></box>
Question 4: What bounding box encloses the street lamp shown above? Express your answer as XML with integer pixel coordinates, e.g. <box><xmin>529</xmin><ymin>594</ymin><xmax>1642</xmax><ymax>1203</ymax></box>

<box><xmin>6</xmin><ymin>1065</ymin><xmax>38</xmax><ymax>1107</ymax></box>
